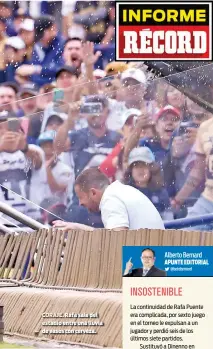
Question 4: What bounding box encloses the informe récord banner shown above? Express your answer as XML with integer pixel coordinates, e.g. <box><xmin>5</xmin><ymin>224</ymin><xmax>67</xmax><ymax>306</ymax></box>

<box><xmin>115</xmin><ymin>1</ymin><xmax>212</xmax><ymax>60</ymax></box>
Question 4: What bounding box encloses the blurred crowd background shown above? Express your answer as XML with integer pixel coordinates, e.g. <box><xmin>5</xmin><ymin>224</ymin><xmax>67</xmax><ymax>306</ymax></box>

<box><xmin>0</xmin><ymin>0</ymin><xmax>212</xmax><ymax>231</ymax></box>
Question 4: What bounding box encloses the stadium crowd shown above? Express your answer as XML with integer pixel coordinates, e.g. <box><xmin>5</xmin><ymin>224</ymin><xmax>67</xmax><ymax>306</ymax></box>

<box><xmin>0</xmin><ymin>1</ymin><xmax>212</xmax><ymax>231</ymax></box>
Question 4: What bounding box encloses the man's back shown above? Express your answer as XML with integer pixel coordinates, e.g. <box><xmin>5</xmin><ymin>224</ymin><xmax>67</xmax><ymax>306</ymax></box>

<box><xmin>100</xmin><ymin>181</ymin><xmax>165</xmax><ymax>230</ymax></box>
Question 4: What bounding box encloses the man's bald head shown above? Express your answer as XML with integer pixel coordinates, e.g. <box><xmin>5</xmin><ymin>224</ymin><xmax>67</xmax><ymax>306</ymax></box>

<box><xmin>74</xmin><ymin>168</ymin><xmax>110</xmax><ymax>212</ymax></box>
<box><xmin>75</xmin><ymin>168</ymin><xmax>110</xmax><ymax>192</ymax></box>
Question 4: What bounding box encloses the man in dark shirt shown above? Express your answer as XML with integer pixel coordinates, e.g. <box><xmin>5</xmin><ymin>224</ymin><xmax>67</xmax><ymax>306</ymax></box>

<box><xmin>15</xmin><ymin>16</ymin><xmax>64</xmax><ymax>87</ymax></box>
<box><xmin>54</xmin><ymin>94</ymin><xmax>121</xmax><ymax>176</ymax></box>
<box><xmin>54</xmin><ymin>94</ymin><xmax>121</xmax><ymax>227</ymax></box>
<box><xmin>123</xmin><ymin>248</ymin><xmax>167</xmax><ymax>277</ymax></box>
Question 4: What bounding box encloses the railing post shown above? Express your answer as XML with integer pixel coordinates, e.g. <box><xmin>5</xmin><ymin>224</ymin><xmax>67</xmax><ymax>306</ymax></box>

<box><xmin>0</xmin><ymin>305</ymin><xmax>4</xmax><ymax>342</ymax></box>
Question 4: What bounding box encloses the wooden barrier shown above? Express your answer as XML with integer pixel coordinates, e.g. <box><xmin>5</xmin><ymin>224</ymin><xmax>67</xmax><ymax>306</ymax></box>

<box><xmin>0</xmin><ymin>287</ymin><xmax>121</xmax><ymax>348</ymax></box>
<box><xmin>0</xmin><ymin>228</ymin><xmax>211</xmax><ymax>348</ymax></box>
<box><xmin>0</xmin><ymin>228</ymin><xmax>203</xmax><ymax>289</ymax></box>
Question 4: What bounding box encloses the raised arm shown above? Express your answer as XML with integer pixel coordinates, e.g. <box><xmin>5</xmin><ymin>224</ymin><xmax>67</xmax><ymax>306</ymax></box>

<box><xmin>82</xmin><ymin>41</ymin><xmax>101</xmax><ymax>95</ymax></box>
<box><xmin>17</xmin><ymin>132</ymin><xmax>43</xmax><ymax>170</ymax></box>
<box><xmin>171</xmin><ymin>126</ymin><xmax>206</xmax><ymax>208</ymax></box>
<box><xmin>171</xmin><ymin>153</ymin><xmax>206</xmax><ymax>208</ymax></box>
<box><xmin>123</xmin><ymin>113</ymin><xmax>154</xmax><ymax>169</ymax></box>
<box><xmin>54</xmin><ymin>103</ymin><xmax>79</xmax><ymax>154</ymax></box>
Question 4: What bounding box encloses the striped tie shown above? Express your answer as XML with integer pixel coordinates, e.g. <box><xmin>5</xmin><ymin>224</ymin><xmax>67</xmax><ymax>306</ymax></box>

<box><xmin>143</xmin><ymin>269</ymin><xmax>149</xmax><ymax>276</ymax></box>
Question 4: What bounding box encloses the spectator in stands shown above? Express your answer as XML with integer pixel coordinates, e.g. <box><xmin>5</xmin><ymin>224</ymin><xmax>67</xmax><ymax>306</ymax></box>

<box><xmin>11</xmin><ymin>8</ymin><xmax>30</xmax><ymax>36</ymax></box>
<box><xmin>41</xmin><ymin>107</ymin><xmax>68</xmax><ymax>134</ymax></box>
<box><xmin>62</xmin><ymin>37</ymin><xmax>83</xmax><ymax>75</ymax></box>
<box><xmin>40</xmin><ymin>106</ymin><xmax>73</xmax><ymax>164</ymax></box>
<box><xmin>70</xmin><ymin>1</ymin><xmax>114</xmax><ymax>44</ymax></box>
<box><xmin>54</xmin><ymin>42</ymin><xmax>102</xmax><ymax>110</ymax></box>
<box><xmin>164</xmin><ymin>84</ymin><xmax>185</xmax><ymax>119</ymax></box>
<box><xmin>53</xmin><ymin>167</ymin><xmax>165</xmax><ymax>231</ymax></box>
<box><xmin>165</xmin><ymin>85</ymin><xmax>185</xmax><ymax>110</ymax></box>
<box><xmin>1</xmin><ymin>36</ymin><xmax>27</xmax><ymax>83</ymax></box>
<box><xmin>17</xmin><ymin>84</ymin><xmax>38</xmax><ymax>117</ymax></box>
<box><xmin>37</xmin><ymin>130</ymin><xmax>74</xmax><ymax>206</ymax></box>
<box><xmin>0</xmin><ymin>116</ymin><xmax>44</xmax><ymax>224</ymax></box>
<box><xmin>106</xmin><ymin>68</ymin><xmax>150</xmax><ymax>132</ymax></box>
<box><xmin>18</xmin><ymin>36</ymin><xmax>82</xmax><ymax>77</ymax></box>
<box><xmin>124</xmin><ymin>147</ymin><xmax>173</xmax><ymax>220</ymax></box>
<box><xmin>102</xmin><ymin>1</ymin><xmax>115</xmax><ymax>45</ymax></box>
<box><xmin>55</xmin><ymin>66</ymin><xmax>79</xmax><ymax>90</ymax></box>
<box><xmin>45</xmin><ymin>113</ymin><xmax>67</xmax><ymax>132</ymax></box>
<box><xmin>55</xmin><ymin>65</ymin><xmax>81</xmax><ymax>105</ymax></box>
<box><xmin>16</xmin><ymin>15</ymin><xmax>64</xmax><ymax>86</ymax></box>
<box><xmin>99</xmin><ymin>77</ymin><xmax>121</xmax><ymax>100</ymax></box>
<box><xmin>117</xmin><ymin>68</ymin><xmax>147</xmax><ymax>109</ymax></box>
<box><xmin>62</xmin><ymin>39</ymin><xmax>101</xmax><ymax>83</ymax></box>
<box><xmin>40</xmin><ymin>1</ymin><xmax>62</xmax><ymax>32</ymax></box>
<box><xmin>37</xmin><ymin>83</ymin><xmax>55</xmax><ymax>111</ymax></box>
<box><xmin>63</xmin><ymin>2</ymin><xmax>116</xmax><ymax>67</ymax></box>
<box><xmin>0</xmin><ymin>1</ymin><xmax>11</xmax><ymax>18</ymax></box>
<box><xmin>0</xmin><ymin>84</ymin><xmax>18</xmax><ymax>114</ymax></box>
<box><xmin>54</xmin><ymin>95</ymin><xmax>122</xmax><ymax>228</ymax></box>
<box><xmin>171</xmin><ymin>117</ymin><xmax>213</xmax><ymax>231</ymax></box>
<box><xmin>18</xmin><ymin>18</ymin><xmax>35</xmax><ymax>61</ymax></box>
<box><xmin>124</xmin><ymin>105</ymin><xmax>181</xmax><ymax>172</ymax></box>
<box><xmin>99</xmin><ymin>108</ymin><xmax>141</xmax><ymax>181</ymax></box>
<box><xmin>0</xmin><ymin>2</ymin><xmax>13</xmax><ymax>37</ymax></box>
<box><xmin>27</xmin><ymin>83</ymin><xmax>55</xmax><ymax>144</ymax></box>
<box><xmin>54</xmin><ymin>94</ymin><xmax>122</xmax><ymax>177</ymax></box>
<box><xmin>168</xmin><ymin>102</ymin><xmax>212</xmax><ymax>217</ymax></box>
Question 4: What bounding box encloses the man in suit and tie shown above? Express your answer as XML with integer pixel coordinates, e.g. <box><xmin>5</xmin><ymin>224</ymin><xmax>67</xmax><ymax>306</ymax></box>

<box><xmin>123</xmin><ymin>248</ymin><xmax>167</xmax><ymax>277</ymax></box>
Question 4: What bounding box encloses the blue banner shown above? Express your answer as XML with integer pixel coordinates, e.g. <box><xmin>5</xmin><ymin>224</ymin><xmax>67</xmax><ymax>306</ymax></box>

<box><xmin>122</xmin><ymin>246</ymin><xmax>213</xmax><ymax>277</ymax></box>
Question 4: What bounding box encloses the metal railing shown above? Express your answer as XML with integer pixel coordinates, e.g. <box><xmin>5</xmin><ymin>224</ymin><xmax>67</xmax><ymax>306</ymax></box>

<box><xmin>0</xmin><ymin>223</ymin><xmax>13</xmax><ymax>234</ymax></box>
<box><xmin>165</xmin><ymin>213</ymin><xmax>213</xmax><ymax>230</ymax></box>
<box><xmin>0</xmin><ymin>202</ymin><xmax>45</xmax><ymax>233</ymax></box>
<box><xmin>1</xmin><ymin>200</ymin><xmax>213</xmax><ymax>233</ymax></box>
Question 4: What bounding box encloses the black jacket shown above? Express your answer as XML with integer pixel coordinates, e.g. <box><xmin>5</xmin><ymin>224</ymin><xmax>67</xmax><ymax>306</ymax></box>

<box><xmin>123</xmin><ymin>265</ymin><xmax>167</xmax><ymax>277</ymax></box>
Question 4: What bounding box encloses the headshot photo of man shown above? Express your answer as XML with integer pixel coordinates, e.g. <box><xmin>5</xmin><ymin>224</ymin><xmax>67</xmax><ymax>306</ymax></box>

<box><xmin>123</xmin><ymin>248</ymin><xmax>167</xmax><ymax>277</ymax></box>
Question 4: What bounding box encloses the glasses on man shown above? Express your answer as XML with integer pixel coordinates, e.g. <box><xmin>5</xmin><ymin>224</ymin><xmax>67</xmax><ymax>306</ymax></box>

<box><xmin>141</xmin><ymin>256</ymin><xmax>153</xmax><ymax>260</ymax></box>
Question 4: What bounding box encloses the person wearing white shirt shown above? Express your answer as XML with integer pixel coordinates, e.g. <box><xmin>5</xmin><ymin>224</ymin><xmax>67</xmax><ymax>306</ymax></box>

<box><xmin>53</xmin><ymin>167</ymin><xmax>165</xmax><ymax>231</ymax></box>
<box><xmin>36</xmin><ymin>130</ymin><xmax>74</xmax><ymax>206</ymax></box>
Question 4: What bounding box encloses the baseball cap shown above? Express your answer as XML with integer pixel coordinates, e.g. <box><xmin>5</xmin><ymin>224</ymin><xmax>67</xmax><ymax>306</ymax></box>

<box><xmin>121</xmin><ymin>68</ymin><xmax>147</xmax><ymax>84</ymax></box>
<box><xmin>105</xmin><ymin>62</ymin><xmax>128</xmax><ymax>76</ymax></box>
<box><xmin>19</xmin><ymin>18</ymin><xmax>34</xmax><ymax>32</ymax></box>
<box><xmin>37</xmin><ymin>130</ymin><xmax>56</xmax><ymax>145</ymax></box>
<box><xmin>47</xmin><ymin>112</ymin><xmax>67</xmax><ymax>124</ymax></box>
<box><xmin>154</xmin><ymin>105</ymin><xmax>181</xmax><ymax>121</ymax></box>
<box><xmin>18</xmin><ymin>83</ymin><xmax>38</xmax><ymax>97</ymax></box>
<box><xmin>6</xmin><ymin>36</ymin><xmax>25</xmax><ymax>50</ymax></box>
<box><xmin>128</xmin><ymin>147</ymin><xmax>155</xmax><ymax>166</ymax></box>
<box><xmin>122</xmin><ymin>108</ymin><xmax>141</xmax><ymax>126</ymax></box>
<box><xmin>56</xmin><ymin>65</ymin><xmax>79</xmax><ymax>79</ymax></box>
